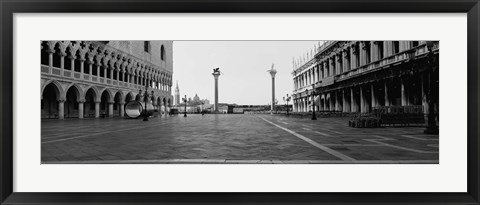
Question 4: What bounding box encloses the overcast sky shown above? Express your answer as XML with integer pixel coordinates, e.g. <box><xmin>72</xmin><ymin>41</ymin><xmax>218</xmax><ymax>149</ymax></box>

<box><xmin>173</xmin><ymin>41</ymin><xmax>320</xmax><ymax>105</ymax></box>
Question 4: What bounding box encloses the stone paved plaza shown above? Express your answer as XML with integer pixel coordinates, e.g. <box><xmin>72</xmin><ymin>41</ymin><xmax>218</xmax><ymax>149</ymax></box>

<box><xmin>41</xmin><ymin>114</ymin><xmax>439</xmax><ymax>164</ymax></box>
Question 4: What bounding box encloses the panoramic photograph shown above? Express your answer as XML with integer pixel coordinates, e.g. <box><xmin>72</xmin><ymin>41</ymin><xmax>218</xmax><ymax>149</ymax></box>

<box><xmin>40</xmin><ymin>40</ymin><xmax>439</xmax><ymax>164</ymax></box>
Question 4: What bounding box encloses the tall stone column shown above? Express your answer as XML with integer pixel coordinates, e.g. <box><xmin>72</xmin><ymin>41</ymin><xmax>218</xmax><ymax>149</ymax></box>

<box><xmin>58</xmin><ymin>99</ymin><xmax>65</xmax><ymax>120</ymax></box>
<box><xmin>94</xmin><ymin>100</ymin><xmax>100</xmax><ymax>118</ymax></box>
<box><xmin>384</xmin><ymin>81</ymin><xmax>390</xmax><ymax>106</ymax></box>
<box><xmin>268</xmin><ymin>66</ymin><xmax>277</xmax><ymax>115</ymax></box>
<box><xmin>78</xmin><ymin>100</ymin><xmax>85</xmax><ymax>119</ymax></box>
<box><xmin>212</xmin><ymin>69</ymin><xmax>221</xmax><ymax>113</ymax></box>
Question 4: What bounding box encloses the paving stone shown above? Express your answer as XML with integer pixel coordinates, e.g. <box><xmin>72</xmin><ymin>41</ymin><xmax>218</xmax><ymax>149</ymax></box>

<box><xmin>41</xmin><ymin>114</ymin><xmax>439</xmax><ymax>164</ymax></box>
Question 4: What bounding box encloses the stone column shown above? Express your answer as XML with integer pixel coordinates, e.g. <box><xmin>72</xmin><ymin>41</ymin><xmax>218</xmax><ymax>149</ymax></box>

<box><xmin>268</xmin><ymin>68</ymin><xmax>277</xmax><ymax>115</ymax></box>
<box><xmin>329</xmin><ymin>57</ymin><xmax>335</xmax><ymax>76</ymax></box>
<box><xmin>335</xmin><ymin>91</ymin><xmax>340</xmax><ymax>111</ymax></box>
<box><xmin>336</xmin><ymin>53</ymin><xmax>342</xmax><ymax>74</ymax></box>
<box><xmin>79</xmin><ymin>59</ymin><xmax>85</xmax><ymax>79</ymax></box>
<box><xmin>94</xmin><ymin>100</ymin><xmax>100</xmax><ymax>118</ymax></box>
<box><xmin>350</xmin><ymin>44</ymin><xmax>357</xmax><ymax>69</ymax></box>
<box><xmin>360</xmin><ymin>86</ymin><xmax>365</xmax><ymax>113</ymax></box>
<box><xmin>384</xmin><ymin>41</ymin><xmax>393</xmax><ymax>57</ymax></box>
<box><xmin>110</xmin><ymin>69</ymin><xmax>114</xmax><ymax>81</ymax></box>
<box><xmin>78</xmin><ymin>99</ymin><xmax>85</xmax><ymax>119</ymax></box>
<box><xmin>371</xmin><ymin>83</ymin><xmax>377</xmax><ymax>108</ymax></box>
<box><xmin>421</xmin><ymin>73</ymin><xmax>429</xmax><ymax>115</ymax></box>
<box><xmin>343</xmin><ymin>49</ymin><xmax>349</xmax><ymax>72</ymax></box>
<box><xmin>58</xmin><ymin>99</ymin><xmax>65</xmax><ymax>120</ymax></box>
<box><xmin>384</xmin><ymin>81</ymin><xmax>390</xmax><ymax>106</ymax></box>
<box><xmin>305</xmin><ymin>97</ymin><xmax>309</xmax><ymax>112</ymax></box>
<box><xmin>108</xmin><ymin>102</ymin><xmax>114</xmax><ymax>117</ymax></box>
<box><xmin>350</xmin><ymin>87</ymin><xmax>356</xmax><ymax>112</ymax></box>
<box><xmin>328</xmin><ymin>93</ymin><xmax>333</xmax><ymax>111</ymax></box>
<box><xmin>213</xmin><ymin>72</ymin><xmax>221</xmax><ymax>112</ymax></box>
<box><xmin>401</xmin><ymin>78</ymin><xmax>407</xmax><ymax>106</ymax></box>
<box><xmin>120</xmin><ymin>102</ymin><xmax>125</xmax><ymax>118</ymax></box>
<box><xmin>103</xmin><ymin>66</ymin><xmax>107</xmax><ymax>79</ymax></box>
<box><xmin>48</xmin><ymin>51</ymin><xmax>54</xmax><ymax>73</ymax></box>
<box><xmin>60</xmin><ymin>53</ymin><xmax>66</xmax><ymax>76</ymax></box>
<box><xmin>70</xmin><ymin>57</ymin><xmax>75</xmax><ymax>72</ymax></box>
<box><xmin>359</xmin><ymin>42</ymin><xmax>365</xmax><ymax>66</ymax></box>
<box><xmin>343</xmin><ymin>89</ymin><xmax>350</xmax><ymax>112</ymax></box>
<box><xmin>370</xmin><ymin>41</ymin><xmax>378</xmax><ymax>62</ymax></box>
<box><xmin>96</xmin><ymin>64</ymin><xmax>100</xmax><ymax>78</ymax></box>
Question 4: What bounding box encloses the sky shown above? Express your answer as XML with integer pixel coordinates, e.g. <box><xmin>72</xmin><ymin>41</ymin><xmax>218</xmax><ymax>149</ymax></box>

<box><xmin>173</xmin><ymin>41</ymin><xmax>320</xmax><ymax>105</ymax></box>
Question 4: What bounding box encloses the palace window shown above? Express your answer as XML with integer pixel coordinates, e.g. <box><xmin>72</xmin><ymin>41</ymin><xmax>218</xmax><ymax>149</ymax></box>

<box><xmin>412</xmin><ymin>41</ymin><xmax>419</xmax><ymax>47</ymax></box>
<box><xmin>378</xmin><ymin>41</ymin><xmax>384</xmax><ymax>59</ymax></box>
<box><xmin>160</xmin><ymin>45</ymin><xmax>166</xmax><ymax>61</ymax></box>
<box><xmin>144</xmin><ymin>41</ymin><xmax>150</xmax><ymax>53</ymax></box>
<box><xmin>393</xmin><ymin>41</ymin><xmax>400</xmax><ymax>54</ymax></box>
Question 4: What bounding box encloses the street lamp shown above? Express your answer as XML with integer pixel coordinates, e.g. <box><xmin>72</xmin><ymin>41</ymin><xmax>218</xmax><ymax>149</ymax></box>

<box><xmin>183</xmin><ymin>95</ymin><xmax>187</xmax><ymax>117</ymax></box>
<box><xmin>310</xmin><ymin>84</ymin><xmax>317</xmax><ymax>120</ymax></box>
<box><xmin>283</xmin><ymin>94</ymin><xmax>291</xmax><ymax>115</ymax></box>
<box><xmin>140</xmin><ymin>86</ymin><xmax>153</xmax><ymax>121</ymax></box>
<box><xmin>424</xmin><ymin>41</ymin><xmax>438</xmax><ymax>134</ymax></box>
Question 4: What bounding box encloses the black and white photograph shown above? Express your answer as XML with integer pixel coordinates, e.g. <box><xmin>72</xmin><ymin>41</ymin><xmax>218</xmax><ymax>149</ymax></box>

<box><xmin>40</xmin><ymin>40</ymin><xmax>439</xmax><ymax>164</ymax></box>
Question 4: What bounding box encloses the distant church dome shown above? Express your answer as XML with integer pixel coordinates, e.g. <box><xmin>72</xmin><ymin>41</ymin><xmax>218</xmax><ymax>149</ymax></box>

<box><xmin>193</xmin><ymin>94</ymin><xmax>200</xmax><ymax>101</ymax></box>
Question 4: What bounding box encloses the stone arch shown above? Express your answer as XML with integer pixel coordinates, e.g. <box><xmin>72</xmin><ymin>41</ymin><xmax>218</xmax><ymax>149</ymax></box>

<box><xmin>100</xmin><ymin>89</ymin><xmax>114</xmax><ymax>117</ymax></box>
<box><xmin>99</xmin><ymin>88</ymin><xmax>114</xmax><ymax>103</ymax></box>
<box><xmin>65</xmin><ymin>84</ymin><xmax>82</xmax><ymax>118</ymax></box>
<box><xmin>135</xmin><ymin>93</ymin><xmax>141</xmax><ymax>101</ymax></box>
<box><xmin>41</xmin><ymin>80</ymin><xmax>64</xmax><ymax>100</ymax></box>
<box><xmin>113</xmin><ymin>90</ymin><xmax>124</xmax><ymax>117</ymax></box>
<box><xmin>84</xmin><ymin>86</ymin><xmax>100</xmax><ymax>102</ymax></box>
<box><xmin>84</xmin><ymin>87</ymin><xmax>98</xmax><ymax>117</ymax></box>
<box><xmin>125</xmin><ymin>92</ymin><xmax>135</xmax><ymax>104</ymax></box>
<box><xmin>41</xmin><ymin>81</ymin><xmax>63</xmax><ymax>119</ymax></box>
<box><xmin>65</xmin><ymin>83</ymin><xmax>84</xmax><ymax>101</ymax></box>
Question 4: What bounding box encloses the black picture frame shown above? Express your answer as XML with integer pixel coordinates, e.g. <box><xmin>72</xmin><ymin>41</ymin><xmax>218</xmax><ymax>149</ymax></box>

<box><xmin>1</xmin><ymin>0</ymin><xmax>479</xmax><ymax>204</ymax></box>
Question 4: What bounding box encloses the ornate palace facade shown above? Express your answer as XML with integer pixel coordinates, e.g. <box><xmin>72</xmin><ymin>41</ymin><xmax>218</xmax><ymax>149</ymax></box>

<box><xmin>41</xmin><ymin>41</ymin><xmax>173</xmax><ymax>119</ymax></box>
<box><xmin>292</xmin><ymin>41</ymin><xmax>439</xmax><ymax>116</ymax></box>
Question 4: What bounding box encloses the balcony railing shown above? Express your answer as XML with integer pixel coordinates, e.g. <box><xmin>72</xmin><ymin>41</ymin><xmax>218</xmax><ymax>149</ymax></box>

<box><xmin>41</xmin><ymin>64</ymin><xmax>170</xmax><ymax>95</ymax></box>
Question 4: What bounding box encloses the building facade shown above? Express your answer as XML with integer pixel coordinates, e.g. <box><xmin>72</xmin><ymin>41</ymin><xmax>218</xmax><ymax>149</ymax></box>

<box><xmin>41</xmin><ymin>41</ymin><xmax>174</xmax><ymax>119</ymax></box>
<box><xmin>291</xmin><ymin>41</ymin><xmax>439</xmax><ymax>116</ymax></box>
